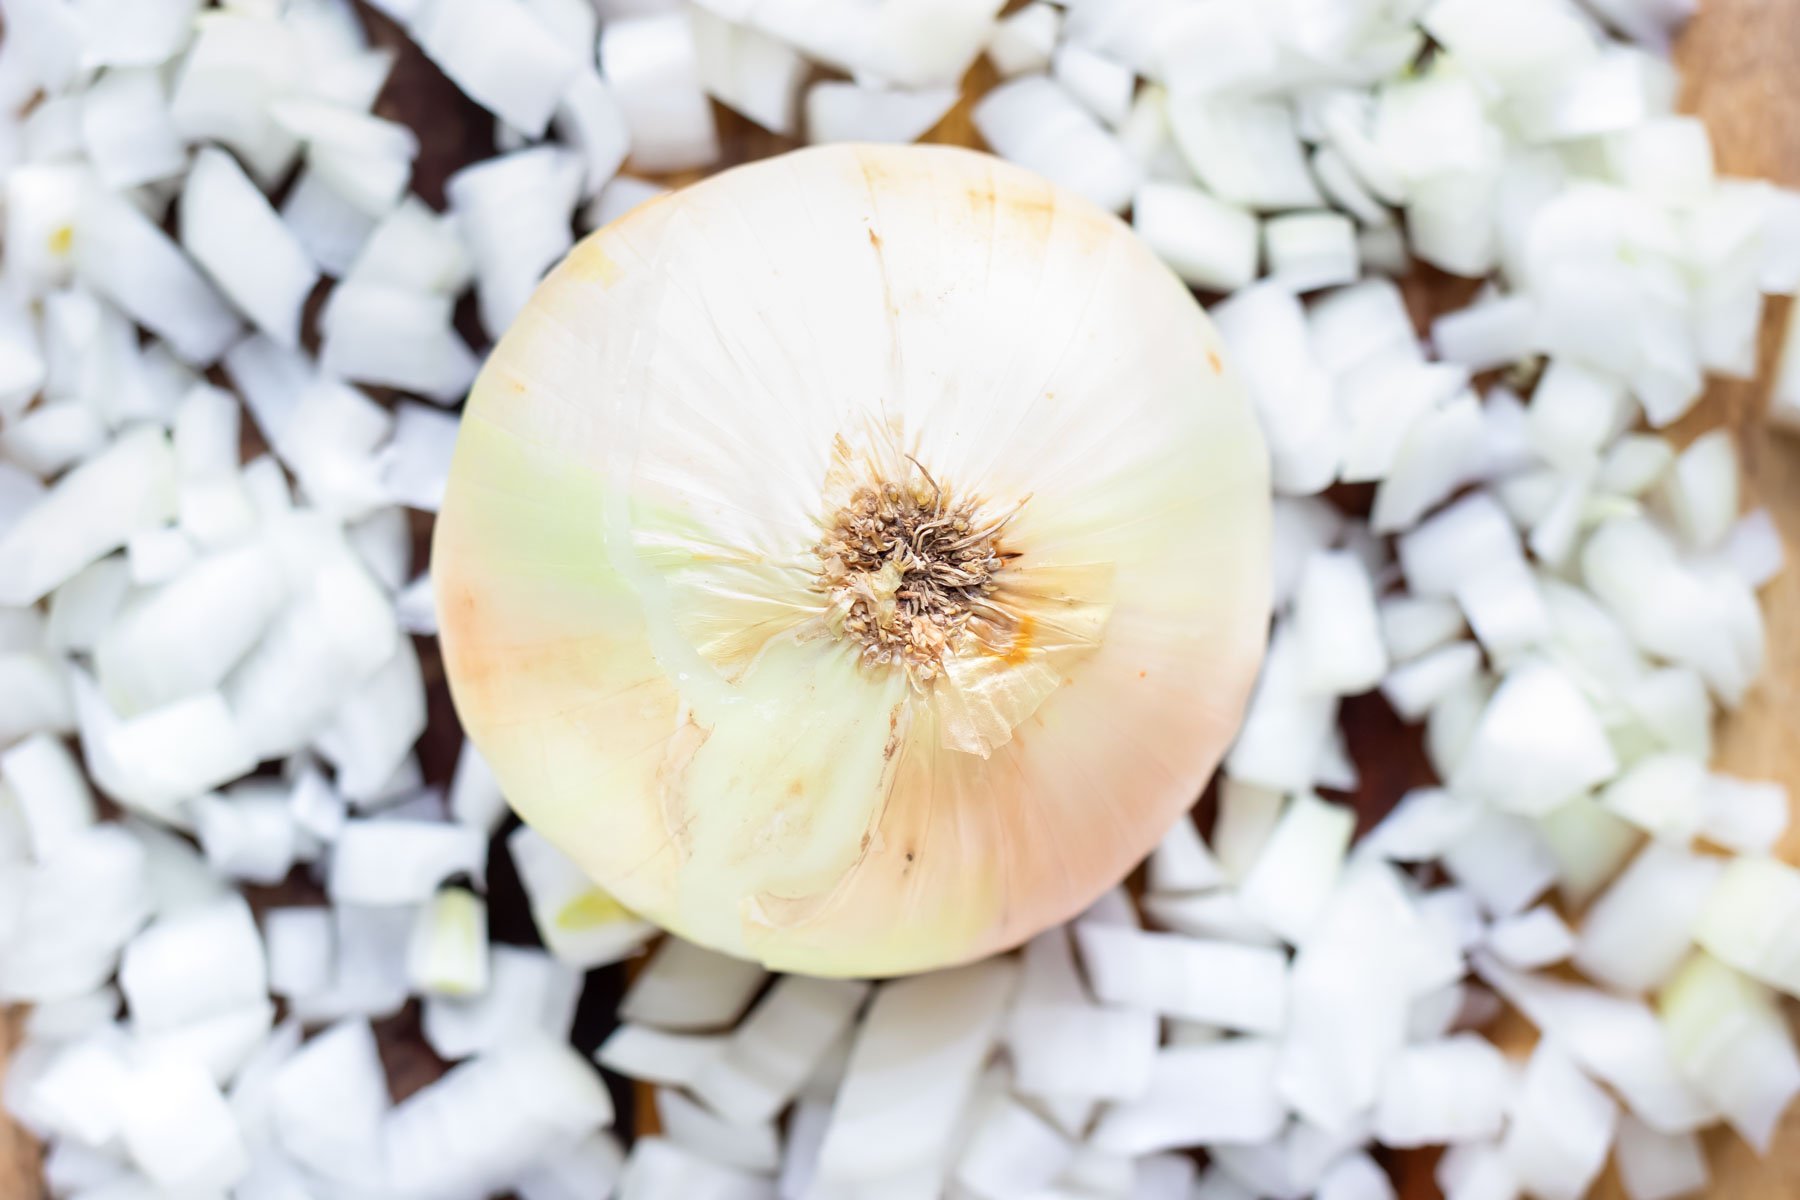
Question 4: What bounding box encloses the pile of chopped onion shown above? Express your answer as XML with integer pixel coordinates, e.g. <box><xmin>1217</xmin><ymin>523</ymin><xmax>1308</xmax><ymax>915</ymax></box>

<box><xmin>2</xmin><ymin>0</ymin><xmax>1800</xmax><ymax>1197</ymax></box>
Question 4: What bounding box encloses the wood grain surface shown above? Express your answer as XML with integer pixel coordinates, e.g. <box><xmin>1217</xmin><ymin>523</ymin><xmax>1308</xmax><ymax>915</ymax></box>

<box><xmin>5</xmin><ymin>0</ymin><xmax>1800</xmax><ymax>1196</ymax></box>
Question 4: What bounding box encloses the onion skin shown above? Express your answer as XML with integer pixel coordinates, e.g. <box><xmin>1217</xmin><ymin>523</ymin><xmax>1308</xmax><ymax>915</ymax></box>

<box><xmin>435</xmin><ymin>143</ymin><xmax>1270</xmax><ymax>977</ymax></box>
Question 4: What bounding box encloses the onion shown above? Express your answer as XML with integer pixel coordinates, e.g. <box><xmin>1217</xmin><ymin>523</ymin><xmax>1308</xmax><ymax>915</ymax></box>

<box><xmin>436</xmin><ymin>144</ymin><xmax>1268</xmax><ymax>976</ymax></box>
<box><xmin>619</xmin><ymin>936</ymin><xmax>770</xmax><ymax>1032</ymax></box>
<box><xmin>1237</xmin><ymin>792</ymin><xmax>1354</xmax><ymax>944</ymax></box>
<box><xmin>1292</xmin><ymin>549</ymin><xmax>1387</xmax><ymax>697</ymax></box>
<box><xmin>1503</xmin><ymin>1039</ymin><xmax>1619</xmax><ymax>1200</ymax></box>
<box><xmin>263</xmin><ymin>907</ymin><xmax>333</xmax><ymax>1002</ymax></box>
<box><xmin>0</xmin><ymin>733</ymin><xmax>94</xmax><ymax>859</ymax></box>
<box><xmin>691</xmin><ymin>6</ymin><xmax>807</xmax><ymax>137</ymax></box>
<box><xmin>1485</xmin><ymin>904</ymin><xmax>1575</xmax><ymax>971</ymax></box>
<box><xmin>1075</xmin><ymin>923</ymin><xmax>1288</xmax><ymax>1033</ymax></box>
<box><xmin>972</xmin><ymin>76</ymin><xmax>1143</xmax><ymax>214</ymax></box>
<box><xmin>506</xmin><ymin>825</ymin><xmax>655</xmax><ymax>968</ymax></box>
<box><xmin>1167</xmin><ymin>96</ymin><xmax>1324</xmax><ymax>211</ymax></box>
<box><xmin>600</xmin><ymin>13</ymin><xmax>721</xmax><ymax>174</ymax></box>
<box><xmin>410</xmin><ymin>0</ymin><xmax>584</xmax><ymax>138</ymax></box>
<box><xmin>423</xmin><ymin>945</ymin><xmax>582</xmax><ymax>1061</ymax></box>
<box><xmin>986</xmin><ymin>2</ymin><xmax>1061</xmax><ymax>78</ymax></box>
<box><xmin>120</xmin><ymin>1050</ymin><xmax>251</xmax><ymax>1193</ymax></box>
<box><xmin>1265</xmin><ymin>212</ymin><xmax>1360</xmax><ymax>294</ymax></box>
<box><xmin>688</xmin><ymin>976</ymin><xmax>870</xmax><ymax>1124</ymax></box>
<box><xmin>383</xmin><ymin>1038</ymin><xmax>613</xmax><ymax>1199</ymax></box>
<box><xmin>596</xmin><ymin>1024</ymin><xmax>725</xmax><ymax>1088</ymax></box>
<box><xmin>1211</xmin><ymin>282</ymin><xmax>1341</xmax><ymax>495</ymax></box>
<box><xmin>803</xmin><ymin>82</ymin><xmax>960</xmax><ymax>146</ymax></box>
<box><xmin>617</xmin><ymin>1136</ymin><xmax>774</xmax><ymax>1200</ymax></box>
<box><xmin>329</xmin><ymin>818</ymin><xmax>485</xmax><ymax>907</ymax></box>
<box><xmin>167</xmin><ymin>14</ymin><xmax>302</xmax><ymax>187</ymax></box>
<box><xmin>1092</xmin><ymin>1038</ymin><xmax>1285</xmax><ymax>1153</ymax></box>
<box><xmin>1145</xmin><ymin>814</ymin><xmax>1224</xmax><ymax>895</ymax></box>
<box><xmin>1373</xmin><ymin>1035</ymin><xmax>1511</xmax><ymax>1149</ymax></box>
<box><xmin>1616</xmin><ymin>1114</ymin><xmax>1709</xmax><ymax>1200</ymax></box>
<box><xmin>268</xmin><ymin>1017</ymin><xmax>390</xmax><ymax>1184</ymax></box>
<box><xmin>812</xmin><ymin>960</ymin><xmax>1016</xmax><ymax>1187</ymax></box>
<box><xmin>191</xmin><ymin>786</ymin><xmax>298</xmax><ymax>886</ymax></box>
<box><xmin>1575</xmin><ymin>842</ymin><xmax>1719</xmax><ymax>994</ymax></box>
<box><xmin>1131</xmin><ymin>181</ymin><xmax>1259</xmax><ymax>292</ymax></box>
<box><xmin>514</xmin><ymin>1133</ymin><xmax>627</xmax><ymax>1200</ymax></box>
<box><xmin>119</xmin><ymin>893</ymin><xmax>267</xmax><ymax>1033</ymax></box>
<box><xmin>656</xmin><ymin>1086</ymin><xmax>779</xmax><ymax>1173</ymax></box>
<box><xmin>446</xmin><ymin>146</ymin><xmax>582</xmax><ymax>338</ymax></box>
<box><xmin>407</xmin><ymin>885</ymin><xmax>490</xmax><ymax>997</ymax></box>
<box><xmin>1698</xmin><ymin>772</ymin><xmax>1788</xmax><ymax>855</ymax></box>
<box><xmin>1005</xmin><ymin>1001</ymin><xmax>1158</xmax><ymax>1102</ymax></box>
<box><xmin>379</xmin><ymin>402</ymin><xmax>461</xmax><ymax>512</ymax></box>
<box><xmin>1052</xmin><ymin>42</ymin><xmax>1133</xmax><ymax>128</ymax></box>
<box><xmin>1440</xmin><ymin>809</ymin><xmax>1558</xmax><ymax>917</ymax></box>
<box><xmin>1658</xmin><ymin>952</ymin><xmax>1800</xmax><ymax>1151</ymax></box>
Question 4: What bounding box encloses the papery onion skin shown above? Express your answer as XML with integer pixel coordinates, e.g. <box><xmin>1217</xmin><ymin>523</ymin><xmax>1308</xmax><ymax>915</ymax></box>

<box><xmin>434</xmin><ymin>143</ymin><xmax>1270</xmax><ymax>977</ymax></box>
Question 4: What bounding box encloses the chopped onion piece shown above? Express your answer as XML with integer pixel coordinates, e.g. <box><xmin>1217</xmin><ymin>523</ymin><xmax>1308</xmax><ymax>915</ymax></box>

<box><xmin>1577</xmin><ymin>842</ymin><xmax>1721</xmax><ymax>995</ymax></box>
<box><xmin>508</xmin><ymin>825</ymin><xmax>655</xmax><ymax>967</ymax></box>
<box><xmin>1131</xmin><ymin>181</ymin><xmax>1259</xmax><ymax>293</ymax></box>
<box><xmin>383</xmin><ymin>1038</ymin><xmax>613</xmax><ymax>1197</ymax></box>
<box><xmin>424</xmin><ymin>944</ymin><xmax>582</xmax><ymax>1061</ymax></box>
<box><xmin>954</xmin><ymin>1095</ymin><xmax>1075</xmax><ymax>1198</ymax></box>
<box><xmin>1698</xmin><ymin>773</ymin><xmax>1788</xmax><ymax>855</ymax></box>
<box><xmin>1091</xmin><ymin>1039</ymin><xmax>1285</xmax><ymax>1153</ymax></box>
<box><xmin>617</xmin><ymin>1136</ymin><xmax>773</xmax><ymax>1200</ymax></box>
<box><xmin>191</xmin><ymin>786</ymin><xmax>297</xmax><ymax>886</ymax></box>
<box><xmin>1211</xmin><ymin>283</ymin><xmax>1342</xmax><ymax>495</ymax></box>
<box><xmin>1292</xmin><ymin>549</ymin><xmax>1387</xmax><ymax>697</ymax></box>
<box><xmin>1441</xmin><ymin>809</ymin><xmax>1559</xmax><ymax>917</ymax></box>
<box><xmin>1453</xmin><ymin>659</ymin><xmax>1618</xmax><ymax>817</ymax></box>
<box><xmin>1502</xmin><ymin>1039</ymin><xmax>1618</xmax><ymax>1200</ymax></box>
<box><xmin>691</xmin><ymin>7</ymin><xmax>807</xmax><ymax>137</ymax></box>
<box><xmin>986</xmin><ymin>2</ymin><xmax>1061</xmax><ymax>78</ymax></box>
<box><xmin>1477</xmin><ymin>956</ymin><xmax>1715</xmax><ymax>1135</ymax></box>
<box><xmin>180</xmin><ymin>147</ymin><xmax>319</xmax><ymax>349</ymax></box>
<box><xmin>804</xmin><ymin>82</ymin><xmax>959</xmax><ymax>146</ymax></box>
<box><xmin>330</xmin><ymin>818</ymin><xmax>484</xmax><ymax>907</ymax></box>
<box><xmin>1663</xmin><ymin>428</ymin><xmax>1739</xmax><ymax>551</ymax></box>
<box><xmin>1146</xmin><ymin>815</ymin><xmax>1224</xmax><ymax>895</ymax></box>
<box><xmin>688</xmin><ymin>976</ymin><xmax>870</xmax><ymax>1124</ymax></box>
<box><xmin>121</xmin><ymin>1051</ymin><xmax>251</xmax><ymax>1194</ymax></box>
<box><xmin>447</xmin><ymin>147</ymin><xmax>583</xmax><ymax>338</ymax></box>
<box><xmin>263</xmin><ymin>907</ymin><xmax>333</xmax><ymax>1001</ymax></box>
<box><xmin>407</xmin><ymin>885</ymin><xmax>489</xmax><ymax>997</ymax></box>
<box><xmin>0</xmin><ymin>427</ymin><xmax>177</xmax><ymax>606</ymax></box>
<box><xmin>973</xmin><ymin>76</ymin><xmax>1142</xmax><ymax>215</ymax></box>
<box><xmin>596</xmin><ymin>1024</ymin><xmax>725</xmax><ymax>1088</ymax></box>
<box><xmin>1373</xmin><ymin>1035</ymin><xmax>1511</xmax><ymax>1148</ymax></box>
<box><xmin>1237</xmin><ymin>791</ymin><xmax>1354</xmax><ymax>944</ymax></box>
<box><xmin>813</xmin><ymin>960</ymin><xmax>1016</xmax><ymax>1187</ymax></box>
<box><xmin>1225</xmin><ymin>626</ymin><xmax>1339</xmax><ymax>793</ymax></box>
<box><xmin>1167</xmin><ymin>95</ymin><xmax>1324</xmax><ymax>211</ymax></box>
<box><xmin>1693</xmin><ymin>857</ymin><xmax>1800</xmax><ymax>999</ymax></box>
<box><xmin>1005</xmin><ymin>1001</ymin><xmax>1158</xmax><ymax>1102</ymax></box>
<box><xmin>0</xmin><ymin>734</ymin><xmax>95</xmax><ymax>859</ymax></box>
<box><xmin>620</xmin><ymin>936</ymin><xmax>769</xmax><ymax>1032</ymax></box>
<box><xmin>1075</xmin><ymin>923</ymin><xmax>1287</xmax><ymax>1033</ymax></box>
<box><xmin>1615</xmin><ymin>1114</ymin><xmax>1709</xmax><ymax>1200</ymax></box>
<box><xmin>1601</xmin><ymin>752</ymin><xmax>1707</xmax><ymax>843</ymax></box>
<box><xmin>411</xmin><ymin>0</ymin><xmax>583</xmax><ymax>137</ymax></box>
<box><xmin>1658</xmin><ymin>952</ymin><xmax>1800</xmax><ymax>1151</ymax></box>
<box><xmin>1265</xmin><ymin>211</ymin><xmax>1360</xmax><ymax>293</ymax></box>
<box><xmin>1052</xmin><ymin>42</ymin><xmax>1133</xmax><ymax>128</ymax></box>
<box><xmin>120</xmin><ymin>893</ymin><xmax>267</xmax><ymax>1033</ymax></box>
<box><xmin>601</xmin><ymin>13</ymin><xmax>721</xmax><ymax>173</ymax></box>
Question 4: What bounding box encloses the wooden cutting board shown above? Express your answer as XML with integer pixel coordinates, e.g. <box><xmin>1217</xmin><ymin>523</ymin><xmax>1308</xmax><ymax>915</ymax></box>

<box><xmin>4</xmin><ymin>0</ymin><xmax>1799</xmax><ymax>1195</ymax></box>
